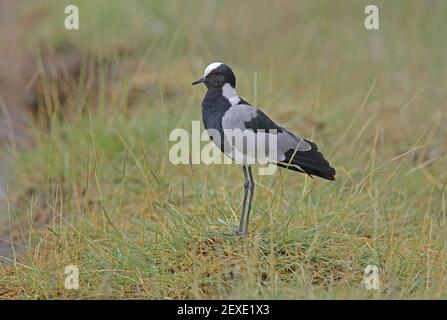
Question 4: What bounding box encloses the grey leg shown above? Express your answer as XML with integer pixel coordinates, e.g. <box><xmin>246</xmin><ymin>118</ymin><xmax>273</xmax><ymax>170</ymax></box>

<box><xmin>237</xmin><ymin>166</ymin><xmax>249</xmax><ymax>233</ymax></box>
<box><xmin>242</xmin><ymin>166</ymin><xmax>255</xmax><ymax>235</ymax></box>
<box><xmin>226</xmin><ymin>166</ymin><xmax>249</xmax><ymax>236</ymax></box>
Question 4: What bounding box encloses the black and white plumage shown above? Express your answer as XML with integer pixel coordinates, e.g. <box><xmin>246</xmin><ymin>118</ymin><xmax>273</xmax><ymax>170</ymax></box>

<box><xmin>193</xmin><ymin>62</ymin><xmax>335</xmax><ymax>236</ymax></box>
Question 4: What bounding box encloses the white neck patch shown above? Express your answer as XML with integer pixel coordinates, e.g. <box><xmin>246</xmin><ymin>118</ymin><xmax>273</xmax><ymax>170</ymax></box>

<box><xmin>222</xmin><ymin>83</ymin><xmax>241</xmax><ymax>106</ymax></box>
<box><xmin>204</xmin><ymin>62</ymin><xmax>223</xmax><ymax>77</ymax></box>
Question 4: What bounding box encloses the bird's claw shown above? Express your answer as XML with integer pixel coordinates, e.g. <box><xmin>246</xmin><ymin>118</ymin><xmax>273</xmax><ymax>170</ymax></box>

<box><xmin>225</xmin><ymin>229</ymin><xmax>247</xmax><ymax>237</ymax></box>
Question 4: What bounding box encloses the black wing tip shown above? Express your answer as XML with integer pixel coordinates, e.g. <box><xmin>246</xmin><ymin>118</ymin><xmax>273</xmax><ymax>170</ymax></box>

<box><xmin>305</xmin><ymin>167</ymin><xmax>336</xmax><ymax>181</ymax></box>
<box><xmin>280</xmin><ymin>144</ymin><xmax>336</xmax><ymax>181</ymax></box>
<box><xmin>307</xmin><ymin>164</ymin><xmax>336</xmax><ymax>181</ymax></box>
<box><xmin>321</xmin><ymin>172</ymin><xmax>336</xmax><ymax>181</ymax></box>
<box><xmin>276</xmin><ymin>162</ymin><xmax>336</xmax><ymax>181</ymax></box>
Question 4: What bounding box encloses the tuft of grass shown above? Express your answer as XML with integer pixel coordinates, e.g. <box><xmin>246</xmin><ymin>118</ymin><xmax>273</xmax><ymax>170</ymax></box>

<box><xmin>1</xmin><ymin>0</ymin><xmax>447</xmax><ymax>299</ymax></box>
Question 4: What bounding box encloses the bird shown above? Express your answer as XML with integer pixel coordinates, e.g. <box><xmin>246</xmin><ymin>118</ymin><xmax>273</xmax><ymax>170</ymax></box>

<box><xmin>192</xmin><ymin>62</ymin><xmax>335</xmax><ymax>236</ymax></box>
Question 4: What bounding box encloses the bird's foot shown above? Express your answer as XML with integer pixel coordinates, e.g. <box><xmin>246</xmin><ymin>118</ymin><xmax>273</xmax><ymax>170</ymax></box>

<box><xmin>225</xmin><ymin>229</ymin><xmax>247</xmax><ymax>237</ymax></box>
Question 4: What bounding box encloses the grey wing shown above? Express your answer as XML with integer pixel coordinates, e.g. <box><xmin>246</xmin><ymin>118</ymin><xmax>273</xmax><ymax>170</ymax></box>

<box><xmin>222</xmin><ymin>104</ymin><xmax>335</xmax><ymax>179</ymax></box>
<box><xmin>221</xmin><ymin>104</ymin><xmax>312</xmax><ymax>162</ymax></box>
<box><xmin>221</xmin><ymin>104</ymin><xmax>260</xmax><ymax>132</ymax></box>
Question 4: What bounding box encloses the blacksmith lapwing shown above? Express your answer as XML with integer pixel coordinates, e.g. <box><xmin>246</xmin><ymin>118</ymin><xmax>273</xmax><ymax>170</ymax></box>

<box><xmin>192</xmin><ymin>62</ymin><xmax>336</xmax><ymax>236</ymax></box>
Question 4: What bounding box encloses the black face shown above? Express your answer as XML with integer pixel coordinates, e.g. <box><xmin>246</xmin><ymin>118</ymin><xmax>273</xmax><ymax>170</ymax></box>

<box><xmin>192</xmin><ymin>64</ymin><xmax>236</xmax><ymax>89</ymax></box>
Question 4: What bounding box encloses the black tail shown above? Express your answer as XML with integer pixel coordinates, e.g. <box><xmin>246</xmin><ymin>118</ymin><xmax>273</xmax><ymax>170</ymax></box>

<box><xmin>277</xmin><ymin>140</ymin><xmax>336</xmax><ymax>181</ymax></box>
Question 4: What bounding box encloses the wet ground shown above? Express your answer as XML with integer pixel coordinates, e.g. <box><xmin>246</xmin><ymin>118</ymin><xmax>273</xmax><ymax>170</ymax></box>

<box><xmin>0</xmin><ymin>0</ymin><xmax>85</xmax><ymax>265</ymax></box>
<box><xmin>0</xmin><ymin>0</ymin><xmax>35</xmax><ymax>264</ymax></box>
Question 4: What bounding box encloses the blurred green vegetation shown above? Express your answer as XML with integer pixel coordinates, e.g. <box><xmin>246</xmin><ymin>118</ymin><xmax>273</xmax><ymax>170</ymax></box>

<box><xmin>0</xmin><ymin>0</ymin><xmax>446</xmax><ymax>299</ymax></box>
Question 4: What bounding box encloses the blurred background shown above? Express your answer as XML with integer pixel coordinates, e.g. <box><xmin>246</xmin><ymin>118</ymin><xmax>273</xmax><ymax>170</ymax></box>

<box><xmin>0</xmin><ymin>0</ymin><xmax>446</xmax><ymax>299</ymax></box>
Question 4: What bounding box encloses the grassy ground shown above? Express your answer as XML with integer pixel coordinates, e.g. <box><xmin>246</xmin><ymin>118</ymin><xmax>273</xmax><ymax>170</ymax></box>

<box><xmin>0</xmin><ymin>0</ymin><xmax>446</xmax><ymax>299</ymax></box>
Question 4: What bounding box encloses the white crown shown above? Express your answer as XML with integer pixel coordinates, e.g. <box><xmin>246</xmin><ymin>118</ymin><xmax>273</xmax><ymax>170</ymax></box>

<box><xmin>203</xmin><ymin>62</ymin><xmax>223</xmax><ymax>77</ymax></box>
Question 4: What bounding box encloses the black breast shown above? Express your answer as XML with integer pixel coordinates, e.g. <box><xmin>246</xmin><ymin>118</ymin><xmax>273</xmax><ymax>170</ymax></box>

<box><xmin>201</xmin><ymin>88</ymin><xmax>231</xmax><ymax>151</ymax></box>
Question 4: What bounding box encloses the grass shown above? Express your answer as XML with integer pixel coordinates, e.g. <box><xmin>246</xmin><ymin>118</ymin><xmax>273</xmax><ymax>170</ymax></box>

<box><xmin>0</xmin><ymin>0</ymin><xmax>446</xmax><ymax>299</ymax></box>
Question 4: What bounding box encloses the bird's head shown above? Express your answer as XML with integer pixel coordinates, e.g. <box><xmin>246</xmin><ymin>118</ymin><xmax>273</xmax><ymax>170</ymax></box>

<box><xmin>192</xmin><ymin>62</ymin><xmax>236</xmax><ymax>89</ymax></box>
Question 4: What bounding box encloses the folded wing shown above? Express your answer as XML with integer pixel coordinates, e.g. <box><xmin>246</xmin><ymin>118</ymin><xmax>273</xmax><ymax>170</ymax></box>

<box><xmin>221</xmin><ymin>103</ymin><xmax>336</xmax><ymax>180</ymax></box>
